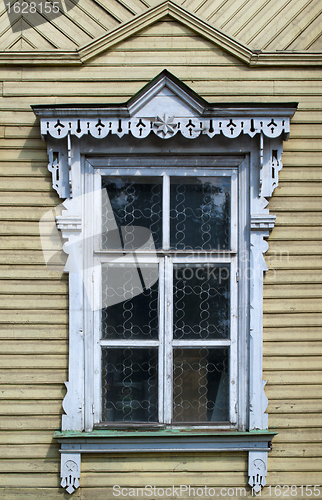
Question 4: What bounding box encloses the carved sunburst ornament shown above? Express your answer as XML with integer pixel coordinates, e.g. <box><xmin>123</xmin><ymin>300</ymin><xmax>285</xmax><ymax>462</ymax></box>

<box><xmin>153</xmin><ymin>114</ymin><xmax>177</xmax><ymax>136</ymax></box>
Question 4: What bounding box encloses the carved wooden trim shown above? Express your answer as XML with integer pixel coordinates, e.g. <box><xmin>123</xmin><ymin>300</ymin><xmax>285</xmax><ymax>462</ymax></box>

<box><xmin>61</xmin><ymin>453</ymin><xmax>81</xmax><ymax>494</ymax></box>
<box><xmin>40</xmin><ymin>115</ymin><xmax>290</xmax><ymax>140</ymax></box>
<box><xmin>248</xmin><ymin>451</ymin><xmax>268</xmax><ymax>493</ymax></box>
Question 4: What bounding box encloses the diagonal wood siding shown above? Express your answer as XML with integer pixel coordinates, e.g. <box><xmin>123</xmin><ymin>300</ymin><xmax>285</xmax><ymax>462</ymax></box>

<box><xmin>0</xmin><ymin>0</ymin><xmax>321</xmax><ymax>51</ymax></box>
<box><xmin>0</xmin><ymin>16</ymin><xmax>321</xmax><ymax>500</ymax></box>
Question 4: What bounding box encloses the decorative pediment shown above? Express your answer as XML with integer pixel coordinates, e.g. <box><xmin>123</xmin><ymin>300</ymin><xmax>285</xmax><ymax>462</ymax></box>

<box><xmin>1</xmin><ymin>0</ymin><xmax>322</xmax><ymax>65</ymax></box>
<box><xmin>33</xmin><ymin>69</ymin><xmax>296</xmax><ymax>139</ymax></box>
<box><xmin>32</xmin><ymin>70</ymin><xmax>297</xmax><ymax>201</ymax></box>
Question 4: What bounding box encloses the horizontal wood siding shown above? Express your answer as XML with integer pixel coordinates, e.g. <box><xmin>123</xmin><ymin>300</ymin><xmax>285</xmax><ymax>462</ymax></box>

<box><xmin>0</xmin><ymin>18</ymin><xmax>321</xmax><ymax>499</ymax></box>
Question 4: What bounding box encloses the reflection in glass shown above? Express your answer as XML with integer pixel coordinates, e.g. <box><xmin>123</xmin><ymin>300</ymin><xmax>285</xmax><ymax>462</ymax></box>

<box><xmin>170</xmin><ymin>177</ymin><xmax>230</xmax><ymax>250</ymax></box>
<box><xmin>173</xmin><ymin>264</ymin><xmax>230</xmax><ymax>340</ymax></box>
<box><xmin>102</xmin><ymin>348</ymin><xmax>158</xmax><ymax>422</ymax></box>
<box><xmin>102</xmin><ymin>177</ymin><xmax>162</xmax><ymax>250</ymax></box>
<box><xmin>173</xmin><ymin>348</ymin><xmax>229</xmax><ymax>423</ymax></box>
<box><xmin>101</xmin><ymin>264</ymin><xmax>159</xmax><ymax>340</ymax></box>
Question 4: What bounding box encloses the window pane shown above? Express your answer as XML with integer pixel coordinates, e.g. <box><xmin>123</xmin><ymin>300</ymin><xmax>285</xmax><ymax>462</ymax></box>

<box><xmin>102</xmin><ymin>176</ymin><xmax>162</xmax><ymax>250</ymax></box>
<box><xmin>173</xmin><ymin>348</ymin><xmax>229</xmax><ymax>423</ymax></box>
<box><xmin>170</xmin><ymin>177</ymin><xmax>230</xmax><ymax>250</ymax></box>
<box><xmin>101</xmin><ymin>264</ymin><xmax>159</xmax><ymax>340</ymax></box>
<box><xmin>102</xmin><ymin>348</ymin><xmax>158</xmax><ymax>423</ymax></box>
<box><xmin>173</xmin><ymin>264</ymin><xmax>230</xmax><ymax>340</ymax></box>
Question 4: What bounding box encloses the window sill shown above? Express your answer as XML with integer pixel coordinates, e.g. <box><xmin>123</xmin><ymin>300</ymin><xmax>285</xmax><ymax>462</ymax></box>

<box><xmin>54</xmin><ymin>429</ymin><xmax>276</xmax><ymax>453</ymax></box>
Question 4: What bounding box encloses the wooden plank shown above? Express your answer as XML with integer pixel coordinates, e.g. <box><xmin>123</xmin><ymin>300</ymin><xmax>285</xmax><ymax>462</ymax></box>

<box><xmin>0</xmin><ymin>354</ymin><xmax>67</xmax><ymax>369</ymax></box>
<box><xmin>263</xmin><ymin>370</ymin><xmax>322</xmax><ymax>384</ymax></box>
<box><xmin>0</xmin><ymin>207</ymin><xmax>53</xmax><ymax>221</ymax></box>
<box><xmin>0</xmin><ymin>459</ymin><xmax>59</xmax><ymax>473</ymax></box>
<box><xmin>279</xmin><ymin>167</ymin><xmax>322</xmax><ymax>181</ymax></box>
<box><xmin>264</xmin><ymin>269</ymin><xmax>322</xmax><ymax>283</ymax></box>
<box><xmin>1</xmin><ymin>294</ymin><xmax>68</xmax><ymax>311</ymax></box>
<box><xmin>0</xmin><ymin>370</ymin><xmax>67</xmax><ymax>384</ymax></box>
<box><xmin>0</xmin><ymin>149</ymin><xmax>48</xmax><ymax>161</ymax></box>
<box><xmin>263</xmin><ymin>298</ymin><xmax>322</xmax><ymax>313</ymax></box>
<box><xmin>0</xmin><ymin>488</ymin><xmax>78</xmax><ymax>500</ymax></box>
<box><xmin>0</xmin><ymin>177</ymin><xmax>52</xmax><ymax>191</ymax></box>
<box><xmin>282</xmin><ymin>152</ymin><xmax>322</xmax><ymax>166</ymax></box>
<box><xmin>269</xmin><ymin>457</ymin><xmax>322</xmax><ymax>470</ymax></box>
<box><xmin>269</xmin><ymin>414</ymin><xmax>322</xmax><ymax>428</ymax></box>
<box><xmin>0</xmin><ymin>473</ymin><xmax>60</xmax><ymax>488</ymax></box>
<box><xmin>0</xmin><ymin>385</ymin><xmax>65</xmax><ymax>400</ymax></box>
<box><xmin>264</xmin><ymin>342</ymin><xmax>322</xmax><ymax>356</ymax></box>
<box><xmin>0</xmin><ymin>193</ymin><xmax>59</xmax><ymax>206</ymax></box>
<box><xmin>0</xmin><ymin>340</ymin><xmax>67</xmax><ymax>354</ymax></box>
<box><xmin>1</xmin><ymin>294</ymin><xmax>68</xmax><ymax>310</ymax></box>
<box><xmin>0</xmin><ymin>401</ymin><xmax>63</xmax><ymax>415</ymax></box>
<box><xmin>0</xmin><ymin>412</ymin><xmax>61</xmax><ymax>429</ymax></box>
<box><xmin>0</xmin><ymin>280</ymin><xmax>68</xmax><ymax>293</ymax></box>
<box><xmin>0</xmin><ymin>138</ymin><xmax>47</xmax><ymax>149</ymax></box>
<box><xmin>271</xmin><ymin>444</ymin><xmax>322</xmax><ymax>458</ymax></box>
<box><xmin>0</xmin><ymin>223</ymin><xmax>42</xmax><ymax>235</ymax></box>
<box><xmin>18</xmin><ymin>64</ymin><xmax>322</xmax><ymax>81</ymax></box>
<box><xmin>0</xmin><ymin>165</ymin><xmax>49</xmax><ymax>177</ymax></box>
<box><xmin>0</xmin><ymin>266</ymin><xmax>67</xmax><ymax>279</ymax></box>
<box><xmin>268</xmin><ymin>226</ymin><xmax>322</xmax><ymax>240</ymax></box>
<box><xmin>264</xmin><ymin>313</ymin><xmax>322</xmax><ymax>328</ymax></box>
<box><xmin>0</xmin><ymin>430</ymin><xmax>56</xmax><ymax>444</ymax></box>
<box><xmin>264</xmin><ymin>327</ymin><xmax>322</xmax><ymax>341</ymax></box>
<box><xmin>267</xmin><ymin>197</ymin><xmax>322</xmax><ymax>211</ymax></box>
<box><xmin>0</xmin><ymin>325</ymin><xmax>68</xmax><ymax>339</ymax></box>
<box><xmin>274</xmin><ymin>213</ymin><xmax>322</xmax><ymax>225</ymax></box>
<box><xmin>112</xmin><ymin>34</ymin><xmax>223</xmax><ymax>50</ymax></box>
<box><xmin>264</xmin><ymin>284</ymin><xmax>322</xmax><ymax>298</ymax></box>
<box><xmin>0</xmin><ymin>252</ymin><xmax>66</xmax><ymax>266</ymax></box>
<box><xmin>0</xmin><ymin>310</ymin><xmax>68</xmax><ymax>324</ymax></box>
<box><xmin>274</xmin><ymin>182</ymin><xmax>322</xmax><ymax>196</ymax></box>
<box><xmin>265</xmin><ymin>256</ymin><xmax>322</xmax><ymax>269</ymax></box>
<box><xmin>265</xmin><ymin>384</ymin><xmax>322</xmax><ymax>400</ymax></box>
<box><xmin>0</xmin><ymin>237</ymin><xmax>63</xmax><ymax>253</ymax></box>
<box><xmin>267</xmin><ymin>400</ymin><xmax>322</xmax><ymax>414</ymax></box>
<box><xmin>264</xmin><ymin>356</ymin><xmax>322</xmax><ymax>371</ymax></box>
<box><xmin>273</xmin><ymin>428</ymin><xmax>322</xmax><ymax>442</ymax></box>
<box><xmin>283</xmin><ymin>140</ymin><xmax>322</xmax><ymax>153</ymax></box>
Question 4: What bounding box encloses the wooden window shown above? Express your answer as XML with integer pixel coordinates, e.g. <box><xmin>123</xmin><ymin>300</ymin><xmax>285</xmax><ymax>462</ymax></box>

<box><xmin>91</xmin><ymin>166</ymin><xmax>238</xmax><ymax>427</ymax></box>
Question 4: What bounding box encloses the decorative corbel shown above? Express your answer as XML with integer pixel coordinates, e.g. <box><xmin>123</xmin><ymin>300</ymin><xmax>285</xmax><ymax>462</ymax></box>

<box><xmin>248</xmin><ymin>451</ymin><xmax>268</xmax><ymax>493</ymax></box>
<box><xmin>61</xmin><ymin>453</ymin><xmax>81</xmax><ymax>494</ymax></box>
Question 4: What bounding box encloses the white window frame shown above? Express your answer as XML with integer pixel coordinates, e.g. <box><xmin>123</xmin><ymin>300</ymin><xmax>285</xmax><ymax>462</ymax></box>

<box><xmin>88</xmin><ymin>164</ymin><xmax>238</xmax><ymax>428</ymax></box>
<box><xmin>33</xmin><ymin>70</ymin><xmax>296</xmax><ymax>495</ymax></box>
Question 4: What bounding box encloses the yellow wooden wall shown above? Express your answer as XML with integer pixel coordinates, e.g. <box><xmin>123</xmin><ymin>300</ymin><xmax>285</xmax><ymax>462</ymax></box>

<box><xmin>0</xmin><ymin>19</ymin><xmax>321</xmax><ymax>499</ymax></box>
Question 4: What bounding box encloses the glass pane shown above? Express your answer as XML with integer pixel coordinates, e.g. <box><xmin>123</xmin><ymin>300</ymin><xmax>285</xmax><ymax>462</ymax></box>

<box><xmin>173</xmin><ymin>264</ymin><xmax>230</xmax><ymax>340</ymax></box>
<box><xmin>170</xmin><ymin>176</ymin><xmax>230</xmax><ymax>250</ymax></box>
<box><xmin>102</xmin><ymin>348</ymin><xmax>158</xmax><ymax>423</ymax></box>
<box><xmin>101</xmin><ymin>263</ymin><xmax>159</xmax><ymax>340</ymax></box>
<box><xmin>173</xmin><ymin>348</ymin><xmax>229</xmax><ymax>423</ymax></box>
<box><xmin>102</xmin><ymin>177</ymin><xmax>162</xmax><ymax>250</ymax></box>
